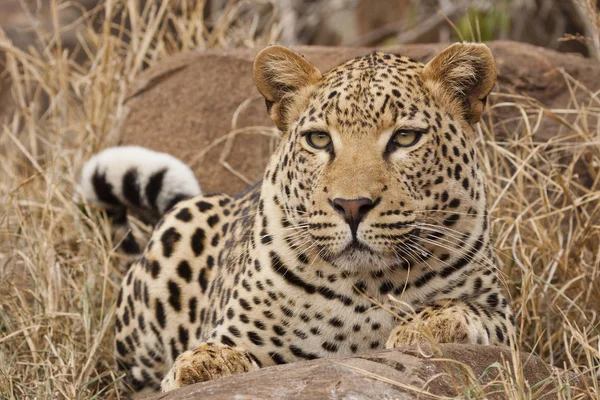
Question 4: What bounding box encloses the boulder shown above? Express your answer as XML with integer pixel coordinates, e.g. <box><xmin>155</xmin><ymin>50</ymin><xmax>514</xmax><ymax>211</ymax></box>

<box><xmin>117</xmin><ymin>41</ymin><xmax>600</xmax><ymax>195</ymax></box>
<box><xmin>147</xmin><ymin>344</ymin><xmax>586</xmax><ymax>400</ymax></box>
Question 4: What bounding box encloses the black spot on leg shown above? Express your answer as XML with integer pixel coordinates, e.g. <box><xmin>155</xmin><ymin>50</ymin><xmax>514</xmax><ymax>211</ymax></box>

<box><xmin>441</xmin><ymin>191</ymin><xmax>449</xmax><ymax>203</ymax></box>
<box><xmin>191</xmin><ymin>228</ymin><xmax>206</xmax><ymax>256</ymax></box>
<box><xmin>160</xmin><ymin>227</ymin><xmax>181</xmax><ymax>258</ymax></box>
<box><xmin>329</xmin><ymin>318</ymin><xmax>344</xmax><ymax>328</ymax></box>
<box><xmin>168</xmin><ymin>280</ymin><xmax>181</xmax><ymax>312</ymax></box>
<box><xmin>322</xmin><ymin>342</ymin><xmax>338</xmax><ymax>352</ymax></box>
<box><xmin>178</xmin><ymin>325</ymin><xmax>189</xmax><ymax>349</ymax></box>
<box><xmin>273</xmin><ymin>325</ymin><xmax>286</xmax><ymax>336</ymax></box>
<box><xmin>116</xmin><ymin>288</ymin><xmax>123</xmax><ymax>307</ymax></box>
<box><xmin>228</xmin><ymin>326</ymin><xmax>242</xmax><ymax>338</ymax></box>
<box><xmin>379</xmin><ymin>281</ymin><xmax>394</xmax><ymax>295</ymax></box>
<box><xmin>116</xmin><ymin>340</ymin><xmax>129</xmax><ymax>357</ymax></box>
<box><xmin>206</xmin><ymin>256</ymin><xmax>215</xmax><ymax>270</ymax></box>
<box><xmin>239</xmin><ymin>298</ymin><xmax>252</xmax><ymax>311</ymax></box>
<box><xmin>150</xmin><ymin>260</ymin><xmax>161</xmax><ymax>279</ymax></box>
<box><xmin>221</xmin><ymin>335</ymin><xmax>236</xmax><ymax>347</ymax></box>
<box><xmin>487</xmin><ymin>293</ymin><xmax>499</xmax><ymax>308</ymax></box>
<box><xmin>176</xmin><ymin>260</ymin><xmax>192</xmax><ymax>282</ymax></box>
<box><xmin>269</xmin><ymin>352</ymin><xmax>287</xmax><ymax>364</ymax></box>
<box><xmin>247</xmin><ymin>331</ymin><xmax>264</xmax><ymax>346</ymax></box>
<box><xmin>198</xmin><ymin>268</ymin><xmax>209</xmax><ymax>293</ymax></box>
<box><xmin>495</xmin><ymin>326</ymin><xmax>504</xmax><ymax>343</ymax></box>
<box><xmin>196</xmin><ymin>201</ymin><xmax>213</xmax><ymax>212</ymax></box>
<box><xmin>289</xmin><ymin>345</ymin><xmax>318</xmax><ymax>360</ymax></box>
<box><xmin>155</xmin><ymin>299</ymin><xmax>167</xmax><ymax>329</ymax></box>
<box><xmin>175</xmin><ymin>208</ymin><xmax>193</xmax><ymax>222</ymax></box>
<box><xmin>448</xmin><ymin>198</ymin><xmax>460</xmax><ymax>208</ymax></box>
<box><xmin>137</xmin><ymin>314</ymin><xmax>146</xmax><ymax>333</ymax></box>
<box><xmin>226</xmin><ymin>307</ymin><xmax>235</xmax><ymax>320</ymax></box>
<box><xmin>207</xmin><ymin>215</ymin><xmax>220</xmax><ymax>227</ymax></box>
<box><xmin>188</xmin><ymin>298</ymin><xmax>197</xmax><ymax>323</ymax></box>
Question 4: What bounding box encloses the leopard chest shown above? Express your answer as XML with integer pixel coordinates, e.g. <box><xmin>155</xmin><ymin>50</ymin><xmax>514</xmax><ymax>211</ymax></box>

<box><xmin>216</xmin><ymin>252</ymin><xmax>422</xmax><ymax>364</ymax></box>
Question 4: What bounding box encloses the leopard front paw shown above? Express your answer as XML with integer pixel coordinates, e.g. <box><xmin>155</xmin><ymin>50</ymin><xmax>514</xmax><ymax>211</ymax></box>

<box><xmin>385</xmin><ymin>312</ymin><xmax>488</xmax><ymax>349</ymax></box>
<box><xmin>161</xmin><ymin>342</ymin><xmax>260</xmax><ymax>392</ymax></box>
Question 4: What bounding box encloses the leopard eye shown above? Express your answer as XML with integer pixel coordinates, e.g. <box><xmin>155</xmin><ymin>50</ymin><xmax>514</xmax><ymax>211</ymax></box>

<box><xmin>391</xmin><ymin>130</ymin><xmax>422</xmax><ymax>148</ymax></box>
<box><xmin>304</xmin><ymin>131</ymin><xmax>332</xmax><ymax>150</ymax></box>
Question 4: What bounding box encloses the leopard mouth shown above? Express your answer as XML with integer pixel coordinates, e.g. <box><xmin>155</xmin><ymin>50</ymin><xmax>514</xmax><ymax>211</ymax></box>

<box><xmin>342</xmin><ymin>239</ymin><xmax>375</xmax><ymax>254</ymax></box>
<box><xmin>340</xmin><ymin>225</ymin><xmax>420</xmax><ymax>254</ymax></box>
<box><xmin>315</xmin><ymin>240</ymin><xmax>377</xmax><ymax>265</ymax></box>
<box><xmin>317</xmin><ymin>239</ymin><xmax>386</xmax><ymax>270</ymax></box>
<box><xmin>313</xmin><ymin>227</ymin><xmax>421</xmax><ymax>269</ymax></box>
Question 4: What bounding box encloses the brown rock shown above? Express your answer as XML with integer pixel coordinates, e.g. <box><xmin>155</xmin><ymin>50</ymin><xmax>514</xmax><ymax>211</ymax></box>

<box><xmin>146</xmin><ymin>344</ymin><xmax>586</xmax><ymax>400</ymax></box>
<box><xmin>118</xmin><ymin>41</ymin><xmax>600</xmax><ymax>195</ymax></box>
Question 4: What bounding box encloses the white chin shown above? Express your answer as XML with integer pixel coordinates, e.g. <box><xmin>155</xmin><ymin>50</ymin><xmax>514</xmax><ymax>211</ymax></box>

<box><xmin>330</xmin><ymin>249</ymin><xmax>396</xmax><ymax>271</ymax></box>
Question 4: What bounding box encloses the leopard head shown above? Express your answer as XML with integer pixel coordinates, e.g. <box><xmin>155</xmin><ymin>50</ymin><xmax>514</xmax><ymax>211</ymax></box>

<box><xmin>254</xmin><ymin>44</ymin><xmax>496</xmax><ymax>272</ymax></box>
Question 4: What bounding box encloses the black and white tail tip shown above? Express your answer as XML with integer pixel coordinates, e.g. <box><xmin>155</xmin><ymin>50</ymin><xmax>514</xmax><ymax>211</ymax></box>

<box><xmin>75</xmin><ymin>146</ymin><xmax>201</xmax><ymax>254</ymax></box>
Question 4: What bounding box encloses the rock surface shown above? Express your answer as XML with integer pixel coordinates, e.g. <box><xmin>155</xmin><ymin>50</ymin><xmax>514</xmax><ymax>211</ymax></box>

<box><xmin>117</xmin><ymin>41</ymin><xmax>600</xmax><ymax>195</ymax></box>
<box><xmin>146</xmin><ymin>344</ymin><xmax>584</xmax><ymax>400</ymax></box>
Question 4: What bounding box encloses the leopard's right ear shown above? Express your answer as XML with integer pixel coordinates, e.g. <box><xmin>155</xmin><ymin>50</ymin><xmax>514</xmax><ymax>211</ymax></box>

<box><xmin>422</xmin><ymin>43</ymin><xmax>496</xmax><ymax>124</ymax></box>
<box><xmin>253</xmin><ymin>45</ymin><xmax>322</xmax><ymax>131</ymax></box>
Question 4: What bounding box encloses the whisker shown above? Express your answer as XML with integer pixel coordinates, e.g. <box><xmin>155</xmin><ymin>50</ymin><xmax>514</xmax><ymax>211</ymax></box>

<box><xmin>411</xmin><ymin>221</ymin><xmax>518</xmax><ymax>265</ymax></box>
<box><xmin>412</xmin><ymin>209</ymin><xmax>483</xmax><ymax>218</ymax></box>
<box><xmin>410</xmin><ymin>234</ymin><xmax>498</xmax><ymax>274</ymax></box>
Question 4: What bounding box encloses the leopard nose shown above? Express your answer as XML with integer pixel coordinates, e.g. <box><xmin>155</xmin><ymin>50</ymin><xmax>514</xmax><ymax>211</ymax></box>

<box><xmin>331</xmin><ymin>197</ymin><xmax>378</xmax><ymax>234</ymax></box>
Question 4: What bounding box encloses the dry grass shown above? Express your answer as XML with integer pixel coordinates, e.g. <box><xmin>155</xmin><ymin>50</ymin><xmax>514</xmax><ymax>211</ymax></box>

<box><xmin>464</xmin><ymin>86</ymin><xmax>600</xmax><ymax>398</ymax></box>
<box><xmin>0</xmin><ymin>1</ymin><xmax>599</xmax><ymax>399</ymax></box>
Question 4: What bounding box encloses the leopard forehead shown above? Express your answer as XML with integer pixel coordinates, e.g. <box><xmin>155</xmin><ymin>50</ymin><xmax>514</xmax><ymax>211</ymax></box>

<box><xmin>292</xmin><ymin>52</ymin><xmax>431</xmax><ymax>137</ymax></box>
<box><xmin>321</xmin><ymin>52</ymin><xmax>424</xmax><ymax>97</ymax></box>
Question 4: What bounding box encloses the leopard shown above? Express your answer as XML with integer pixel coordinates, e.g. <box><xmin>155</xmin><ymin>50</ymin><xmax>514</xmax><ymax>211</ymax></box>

<box><xmin>80</xmin><ymin>43</ymin><xmax>515</xmax><ymax>394</ymax></box>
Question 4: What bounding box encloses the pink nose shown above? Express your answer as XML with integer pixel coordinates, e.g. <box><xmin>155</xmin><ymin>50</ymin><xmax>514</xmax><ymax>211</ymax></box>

<box><xmin>331</xmin><ymin>197</ymin><xmax>377</xmax><ymax>235</ymax></box>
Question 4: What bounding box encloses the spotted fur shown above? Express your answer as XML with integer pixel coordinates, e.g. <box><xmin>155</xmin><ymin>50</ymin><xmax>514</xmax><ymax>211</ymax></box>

<box><xmin>110</xmin><ymin>43</ymin><xmax>514</xmax><ymax>394</ymax></box>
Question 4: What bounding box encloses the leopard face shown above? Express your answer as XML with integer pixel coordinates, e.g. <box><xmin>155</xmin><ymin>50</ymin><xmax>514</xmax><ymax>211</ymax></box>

<box><xmin>256</xmin><ymin>47</ymin><xmax>494</xmax><ymax>273</ymax></box>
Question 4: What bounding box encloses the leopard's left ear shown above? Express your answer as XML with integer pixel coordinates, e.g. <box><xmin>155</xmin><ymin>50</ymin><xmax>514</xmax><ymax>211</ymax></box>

<box><xmin>422</xmin><ymin>43</ymin><xmax>496</xmax><ymax>124</ymax></box>
<box><xmin>253</xmin><ymin>45</ymin><xmax>322</xmax><ymax>131</ymax></box>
